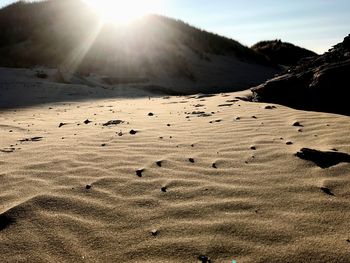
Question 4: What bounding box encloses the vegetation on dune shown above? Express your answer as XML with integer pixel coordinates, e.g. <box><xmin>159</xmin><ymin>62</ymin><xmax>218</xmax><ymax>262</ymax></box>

<box><xmin>252</xmin><ymin>39</ymin><xmax>317</xmax><ymax>66</ymax></box>
<box><xmin>0</xmin><ymin>0</ymin><xmax>273</xmax><ymax>81</ymax></box>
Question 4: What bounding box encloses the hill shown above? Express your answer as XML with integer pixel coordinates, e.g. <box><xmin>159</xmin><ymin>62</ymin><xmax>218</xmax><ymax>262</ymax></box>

<box><xmin>252</xmin><ymin>40</ymin><xmax>317</xmax><ymax>66</ymax></box>
<box><xmin>0</xmin><ymin>0</ymin><xmax>279</xmax><ymax>95</ymax></box>
<box><xmin>251</xmin><ymin>34</ymin><xmax>350</xmax><ymax>115</ymax></box>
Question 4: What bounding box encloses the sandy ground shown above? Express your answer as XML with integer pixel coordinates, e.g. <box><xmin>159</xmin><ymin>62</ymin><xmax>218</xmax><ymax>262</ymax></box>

<box><xmin>1</xmin><ymin>91</ymin><xmax>350</xmax><ymax>262</ymax></box>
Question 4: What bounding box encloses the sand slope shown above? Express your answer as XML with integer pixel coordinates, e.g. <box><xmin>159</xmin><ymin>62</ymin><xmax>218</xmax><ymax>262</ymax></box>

<box><xmin>1</xmin><ymin>92</ymin><xmax>350</xmax><ymax>262</ymax></box>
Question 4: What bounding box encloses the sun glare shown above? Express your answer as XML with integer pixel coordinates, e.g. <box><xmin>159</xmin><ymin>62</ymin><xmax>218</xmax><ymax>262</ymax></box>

<box><xmin>85</xmin><ymin>0</ymin><xmax>163</xmax><ymax>25</ymax></box>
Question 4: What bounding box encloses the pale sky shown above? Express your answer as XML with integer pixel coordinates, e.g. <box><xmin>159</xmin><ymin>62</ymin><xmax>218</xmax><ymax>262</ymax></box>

<box><xmin>1</xmin><ymin>0</ymin><xmax>349</xmax><ymax>54</ymax></box>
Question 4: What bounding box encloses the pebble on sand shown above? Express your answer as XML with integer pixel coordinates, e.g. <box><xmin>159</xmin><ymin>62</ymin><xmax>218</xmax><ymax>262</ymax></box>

<box><xmin>130</xmin><ymin>130</ymin><xmax>137</xmax><ymax>135</ymax></box>
<box><xmin>136</xmin><ymin>169</ymin><xmax>144</xmax><ymax>177</ymax></box>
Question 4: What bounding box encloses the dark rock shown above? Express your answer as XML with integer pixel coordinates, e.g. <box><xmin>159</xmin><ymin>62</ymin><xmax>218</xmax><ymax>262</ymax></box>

<box><xmin>189</xmin><ymin>158</ymin><xmax>195</xmax><ymax>163</ymax></box>
<box><xmin>151</xmin><ymin>229</ymin><xmax>158</xmax><ymax>236</ymax></box>
<box><xmin>156</xmin><ymin>161</ymin><xmax>162</xmax><ymax>167</ymax></box>
<box><xmin>136</xmin><ymin>169</ymin><xmax>144</xmax><ymax>177</ymax></box>
<box><xmin>286</xmin><ymin>141</ymin><xmax>293</xmax><ymax>145</ymax></box>
<box><xmin>58</xmin><ymin>123</ymin><xmax>66</xmax><ymax>128</ymax></box>
<box><xmin>250</xmin><ymin>146</ymin><xmax>256</xmax><ymax>150</ymax></box>
<box><xmin>198</xmin><ymin>255</ymin><xmax>212</xmax><ymax>263</ymax></box>
<box><xmin>212</xmin><ymin>163</ymin><xmax>217</xmax><ymax>169</ymax></box>
<box><xmin>252</xmin><ymin>35</ymin><xmax>350</xmax><ymax>115</ymax></box>
<box><xmin>293</xmin><ymin>122</ymin><xmax>303</xmax><ymax>127</ymax></box>
<box><xmin>296</xmin><ymin>148</ymin><xmax>350</xmax><ymax>168</ymax></box>
<box><xmin>85</xmin><ymin>185</ymin><xmax>92</xmax><ymax>190</ymax></box>
<box><xmin>84</xmin><ymin>119</ymin><xmax>92</xmax><ymax>124</ymax></box>
<box><xmin>161</xmin><ymin>187</ymin><xmax>167</xmax><ymax>192</ymax></box>
<box><xmin>148</xmin><ymin>113</ymin><xmax>154</xmax><ymax>116</ymax></box>
<box><xmin>130</xmin><ymin>130</ymin><xmax>137</xmax><ymax>135</ymax></box>
<box><xmin>36</xmin><ymin>70</ymin><xmax>48</xmax><ymax>79</ymax></box>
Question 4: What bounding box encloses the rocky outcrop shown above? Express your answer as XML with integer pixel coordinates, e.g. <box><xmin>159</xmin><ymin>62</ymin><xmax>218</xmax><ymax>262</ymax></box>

<box><xmin>252</xmin><ymin>34</ymin><xmax>350</xmax><ymax>115</ymax></box>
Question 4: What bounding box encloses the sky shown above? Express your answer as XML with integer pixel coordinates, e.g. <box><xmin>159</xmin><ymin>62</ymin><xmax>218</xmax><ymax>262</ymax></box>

<box><xmin>1</xmin><ymin>0</ymin><xmax>349</xmax><ymax>54</ymax></box>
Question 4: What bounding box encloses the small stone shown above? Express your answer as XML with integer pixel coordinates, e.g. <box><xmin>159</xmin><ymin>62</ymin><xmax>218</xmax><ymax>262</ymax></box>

<box><xmin>101</xmin><ymin>144</ymin><xmax>106</xmax><ymax>147</ymax></box>
<box><xmin>58</xmin><ymin>123</ymin><xmax>66</xmax><ymax>128</ymax></box>
<box><xmin>250</xmin><ymin>146</ymin><xmax>256</xmax><ymax>150</ymax></box>
<box><xmin>130</xmin><ymin>130</ymin><xmax>137</xmax><ymax>135</ymax></box>
<box><xmin>136</xmin><ymin>169</ymin><xmax>143</xmax><ymax>177</ymax></box>
<box><xmin>85</xmin><ymin>185</ymin><xmax>92</xmax><ymax>190</ymax></box>
<box><xmin>84</xmin><ymin>119</ymin><xmax>92</xmax><ymax>124</ymax></box>
<box><xmin>293</xmin><ymin>121</ymin><xmax>303</xmax><ymax>127</ymax></box>
<box><xmin>189</xmin><ymin>158</ymin><xmax>195</xmax><ymax>163</ymax></box>
<box><xmin>117</xmin><ymin>132</ymin><xmax>123</xmax><ymax>136</ymax></box>
<box><xmin>161</xmin><ymin>187</ymin><xmax>167</xmax><ymax>193</ymax></box>
<box><xmin>156</xmin><ymin>161</ymin><xmax>162</xmax><ymax>167</ymax></box>
<box><xmin>198</xmin><ymin>255</ymin><xmax>211</xmax><ymax>263</ymax></box>
<box><xmin>286</xmin><ymin>141</ymin><xmax>293</xmax><ymax>145</ymax></box>
<box><xmin>167</xmin><ymin>124</ymin><xmax>171</xmax><ymax>127</ymax></box>
<box><xmin>148</xmin><ymin>113</ymin><xmax>154</xmax><ymax>116</ymax></box>
<box><xmin>151</xmin><ymin>229</ymin><xmax>158</xmax><ymax>236</ymax></box>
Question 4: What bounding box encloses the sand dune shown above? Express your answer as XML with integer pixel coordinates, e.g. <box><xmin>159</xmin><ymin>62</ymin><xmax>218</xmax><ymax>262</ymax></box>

<box><xmin>1</xmin><ymin>90</ymin><xmax>349</xmax><ymax>262</ymax></box>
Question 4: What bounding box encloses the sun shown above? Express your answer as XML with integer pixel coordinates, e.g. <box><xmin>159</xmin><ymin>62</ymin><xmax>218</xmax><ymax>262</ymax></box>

<box><xmin>85</xmin><ymin>0</ymin><xmax>163</xmax><ymax>25</ymax></box>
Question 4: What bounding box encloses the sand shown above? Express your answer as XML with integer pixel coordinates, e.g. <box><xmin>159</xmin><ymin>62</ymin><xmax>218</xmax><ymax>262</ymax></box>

<box><xmin>1</xmin><ymin>91</ymin><xmax>350</xmax><ymax>262</ymax></box>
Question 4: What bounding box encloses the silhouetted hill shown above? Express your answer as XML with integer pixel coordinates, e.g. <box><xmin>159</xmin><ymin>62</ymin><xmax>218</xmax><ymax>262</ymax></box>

<box><xmin>0</xmin><ymin>0</ymin><xmax>279</xmax><ymax>94</ymax></box>
<box><xmin>251</xmin><ymin>34</ymin><xmax>350</xmax><ymax>115</ymax></box>
<box><xmin>252</xmin><ymin>40</ymin><xmax>317</xmax><ymax>66</ymax></box>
